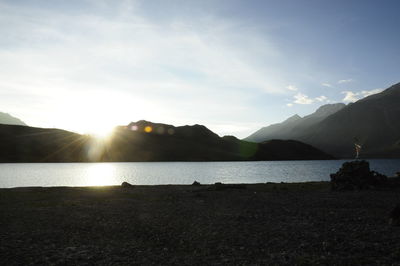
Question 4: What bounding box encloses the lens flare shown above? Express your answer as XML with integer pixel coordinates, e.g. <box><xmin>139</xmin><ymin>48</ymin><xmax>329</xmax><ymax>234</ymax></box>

<box><xmin>157</xmin><ymin>126</ymin><xmax>165</xmax><ymax>134</ymax></box>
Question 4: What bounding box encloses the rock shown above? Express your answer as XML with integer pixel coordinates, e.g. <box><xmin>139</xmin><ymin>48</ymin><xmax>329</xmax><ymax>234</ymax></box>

<box><xmin>192</xmin><ymin>181</ymin><xmax>201</xmax><ymax>186</ymax></box>
<box><xmin>389</xmin><ymin>204</ymin><xmax>400</xmax><ymax>226</ymax></box>
<box><xmin>121</xmin><ymin>181</ymin><xmax>134</xmax><ymax>188</ymax></box>
<box><xmin>330</xmin><ymin>160</ymin><xmax>387</xmax><ymax>191</ymax></box>
<box><xmin>214</xmin><ymin>182</ymin><xmax>223</xmax><ymax>190</ymax></box>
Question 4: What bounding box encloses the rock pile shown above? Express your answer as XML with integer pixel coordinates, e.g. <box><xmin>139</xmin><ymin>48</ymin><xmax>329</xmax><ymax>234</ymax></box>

<box><xmin>330</xmin><ymin>160</ymin><xmax>387</xmax><ymax>191</ymax></box>
<box><xmin>121</xmin><ymin>182</ymin><xmax>134</xmax><ymax>188</ymax></box>
<box><xmin>192</xmin><ymin>181</ymin><xmax>201</xmax><ymax>186</ymax></box>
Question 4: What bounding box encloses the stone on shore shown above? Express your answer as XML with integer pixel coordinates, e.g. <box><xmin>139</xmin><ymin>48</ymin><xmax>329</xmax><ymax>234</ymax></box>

<box><xmin>330</xmin><ymin>160</ymin><xmax>387</xmax><ymax>191</ymax></box>
<box><xmin>121</xmin><ymin>182</ymin><xmax>134</xmax><ymax>188</ymax></box>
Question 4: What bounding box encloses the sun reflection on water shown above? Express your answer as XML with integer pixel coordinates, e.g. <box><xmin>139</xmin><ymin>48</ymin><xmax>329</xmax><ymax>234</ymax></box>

<box><xmin>84</xmin><ymin>163</ymin><xmax>117</xmax><ymax>186</ymax></box>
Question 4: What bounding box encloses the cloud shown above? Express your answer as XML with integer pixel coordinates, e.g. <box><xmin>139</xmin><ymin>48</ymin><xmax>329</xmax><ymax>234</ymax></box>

<box><xmin>341</xmin><ymin>91</ymin><xmax>358</xmax><ymax>102</ymax></box>
<box><xmin>315</xmin><ymin>95</ymin><xmax>328</xmax><ymax>102</ymax></box>
<box><xmin>290</xmin><ymin>93</ymin><xmax>329</xmax><ymax>105</ymax></box>
<box><xmin>286</xmin><ymin>85</ymin><xmax>298</xmax><ymax>91</ymax></box>
<box><xmin>338</xmin><ymin>79</ymin><xmax>354</xmax><ymax>84</ymax></box>
<box><xmin>321</xmin><ymin>83</ymin><xmax>333</xmax><ymax>88</ymax></box>
<box><xmin>285</xmin><ymin>82</ymin><xmax>330</xmax><ymax>106</ymax></box>
<box><xmin>341</xmin><ymin>88</ymin><xmax>383</xmax><ymax>103</ymax></box>
<box><xmin>293</xmin><ymin>93</ymin><xmax>314</xmax><ymax>104</ymax></box>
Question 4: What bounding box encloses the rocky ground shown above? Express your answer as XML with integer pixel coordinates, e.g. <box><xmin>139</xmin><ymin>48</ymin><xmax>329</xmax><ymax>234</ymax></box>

<box><xmin>1</xmin><ymin>182</ymin><xmax>400</xmax><ymax>265</ymax></box>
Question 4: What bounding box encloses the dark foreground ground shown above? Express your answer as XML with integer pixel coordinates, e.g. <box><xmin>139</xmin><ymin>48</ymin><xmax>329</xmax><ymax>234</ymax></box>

<box><xmin>1</xmin><ymin>182</ymin><xmax>400</xmax><ymax>265</ymax></box>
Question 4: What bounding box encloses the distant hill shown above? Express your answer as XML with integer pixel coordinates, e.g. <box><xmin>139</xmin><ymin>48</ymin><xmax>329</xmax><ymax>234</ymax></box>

<box><xmin>0</xmin><ymin>121</ymin><xmax>333</xmax><ymax>163</ymax></box>
<box><xmin>245</xmin><ymin>103</ymin><xmax>346</xmax><ymax>143</ymax></box>
<box><xmin>0</xmin><ymin>112</ymin><xmax>26</xmax><ymax>126</ymax></box>
<box><xmin>246</xmin><ymin>82</ymin><xmax>400</xmax><ymax>158</ymax></box>
<box><xmin>0</xmin><ymin>124</ymin><xmax>87</xmax><ymax>162</ymax></box>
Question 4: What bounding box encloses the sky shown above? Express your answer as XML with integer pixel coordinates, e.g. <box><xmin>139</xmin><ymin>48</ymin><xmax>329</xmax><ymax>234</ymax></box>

<box><xmin>0</xmin><ymin>0</ymin><xmax>399</xmax><ymax>138</ymax></box>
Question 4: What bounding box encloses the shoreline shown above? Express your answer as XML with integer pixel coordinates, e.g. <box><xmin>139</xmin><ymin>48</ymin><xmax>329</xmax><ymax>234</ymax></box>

<box><xmin>0</xmin><ymin>181</ymin><xmax>330</xmax><ymax>190</ymax></box>
<box><xmin>3</xmin><ymin>177</ymin><xmax>400</xmax><ymax>190</ymax></box>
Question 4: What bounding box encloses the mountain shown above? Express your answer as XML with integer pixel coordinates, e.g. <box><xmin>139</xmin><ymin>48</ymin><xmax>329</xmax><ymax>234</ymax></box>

<box><xmin>245</xmin><ymin>103</ymin><xmax>346</xmax><ymax>143</ymax></box>
<box><xmin>0</xmin><ymin>121</ymin><xmax>333</xmax><ymax>163</ymax></box>
<box><xmin>297</xmin><ymin>83</ymin><xmax>400</xmax><ymax>158</ymax></box>
<box><xmin>0</xmin><ymin>124</ymin><xmax>88</xmax><ymax>162</ymax></box>
<box><xmin>0</xmin><ymin>112</ymin><xmax>26</xmax><ymax>126</ymax></box>
<box><xmin>246</xmin><ymin>82</ymin><xmax>400</xmax><ymax>158</ymax></box>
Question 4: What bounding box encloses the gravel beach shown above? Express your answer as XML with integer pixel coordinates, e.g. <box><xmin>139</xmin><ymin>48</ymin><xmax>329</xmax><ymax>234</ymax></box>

<box><xmin>1</xmin><ymin>182</ymin><xmax>400</xmax><ymax>265</ymax></box>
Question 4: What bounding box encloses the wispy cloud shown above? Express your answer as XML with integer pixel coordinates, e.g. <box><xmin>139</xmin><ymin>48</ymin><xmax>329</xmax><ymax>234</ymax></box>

<box><xmin>290</xmin><ymin>93</ymin><xmax>329</xmax><ymax>105</ymax></box>
<box><xmin>315</xmin><ymin>95</ymin><xmax>328</xmax><ymax>102</ymax></box>
<box><xmin>286</xmin><ymin>85</ymin><xmax>298</xmax><ymax>91</ymax></box>
<box><xmin>338</xmin><ymin>79</ymin><xmax>354</xmax><ymax>84</ymax></box>
<box><xmin>0</xmin><ymin>1</ymin><xmax>288</xmax><ymax>135</ymax></box>
<box><xmin>321</xmin><ymin>83</ymin><xmax>333</xmax><ymax>88</ymax></box>
<box><xmin>286</xmin><ymin>85</ymin><xmax>329</xmax><ymax>107</ymax></box>
<box><xmin>1</xmin><ymin>1</ymin><xmax>382</xmax><ymax>138</ymax></box>
<box><xmin>341</xmin><ymin>88</ymin><xmax>383</xmax><ymax>102</ymax></box>
<box><xmin>287</xmin><ymin>85</ymin><xmax>330</xmax><ymax>106</ymax></box>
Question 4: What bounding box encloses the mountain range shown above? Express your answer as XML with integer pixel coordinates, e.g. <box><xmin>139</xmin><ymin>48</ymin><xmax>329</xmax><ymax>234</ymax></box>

<box><xmin>0</xmin><ymin>121</ymin><xmax>332</xmax><ymax>163</ymax></box>
<box><xmin>245</xmin><ymin>82</ymin><xmax>400</xmax><ymax>158</ymax></box>
<box><xmin>2</xmin><ymin>82</ymin><xmax>399</xmax><ymax>161</ymax></box>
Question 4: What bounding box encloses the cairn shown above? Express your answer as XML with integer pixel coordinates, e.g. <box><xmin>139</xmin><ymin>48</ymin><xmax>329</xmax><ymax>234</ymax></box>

<box><xmin>330</xmin><ymin>160</ymin><xmax>387</xmax><ymax>191</ymax></box>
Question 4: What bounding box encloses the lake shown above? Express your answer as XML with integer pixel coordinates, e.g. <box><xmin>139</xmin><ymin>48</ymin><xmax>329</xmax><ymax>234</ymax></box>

<box><xmin>0</xmin><ymin>159</ymin><xmax>399</xmax><ymax>188</ymax></box>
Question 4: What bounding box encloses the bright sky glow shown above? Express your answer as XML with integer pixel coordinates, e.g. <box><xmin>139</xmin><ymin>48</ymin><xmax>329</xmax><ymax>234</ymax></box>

<box><xmin>0</xmin><ymin>0</ymin><xmax>399</xmax><ymax>138</ymax></box>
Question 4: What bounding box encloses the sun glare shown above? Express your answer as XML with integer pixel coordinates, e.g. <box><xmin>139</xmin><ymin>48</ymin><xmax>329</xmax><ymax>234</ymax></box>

<box><xmin>91</xmin><ymin>125</ymin><xmax>115</xmax><ymax>139</ymax></box>
<box><xmin>84</xmin><ymin>163</ymin><xmax>117</xmax><ymax>186</ymax></box>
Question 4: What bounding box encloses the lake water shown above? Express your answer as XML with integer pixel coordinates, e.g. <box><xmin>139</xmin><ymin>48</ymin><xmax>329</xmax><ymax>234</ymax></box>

<box><xmin>0</xmin><ymin>159</ymin><xmax>399</xmax><ymax>188</ymax></box>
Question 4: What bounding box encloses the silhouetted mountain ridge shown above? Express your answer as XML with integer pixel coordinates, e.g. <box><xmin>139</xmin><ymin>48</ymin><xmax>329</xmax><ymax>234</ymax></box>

<box><xmin>245</xmin><ymin>103</ymin><xmax>346</xmax><ymax>143</ymax></box>
<box><xmin>0</xmin><ymin>121</ymin><xmax>333</xmax><ymax>162</ymax></box>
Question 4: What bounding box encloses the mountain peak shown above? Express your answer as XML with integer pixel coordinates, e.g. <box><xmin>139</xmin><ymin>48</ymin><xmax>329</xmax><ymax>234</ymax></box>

<box><xmin>283</xmin><ymin>114</ymin><xmax>301</xmax><ymax>123</ymax></box>
<box><xmin>244</xmin><ymin>103</ymin><xmax>345</xmax><ymax>143</ymax></box>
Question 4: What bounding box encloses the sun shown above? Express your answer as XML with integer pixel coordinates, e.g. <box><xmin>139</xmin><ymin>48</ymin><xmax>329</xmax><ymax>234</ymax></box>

<box><xmin>80</xmin><ymin>116</ymin><xmax>117</xmax><ymax>139</ymax></box>
<box><xmin>91</xmin><ymin>124</ymin><xmax>115</xmax><ymax>139</ymax></box>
